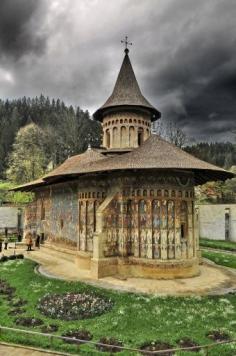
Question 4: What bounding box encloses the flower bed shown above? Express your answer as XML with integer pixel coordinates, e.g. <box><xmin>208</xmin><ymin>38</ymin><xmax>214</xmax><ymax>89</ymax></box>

<box><xmin>96</xmin><ymin>337</ymin><xmax>123</xmax><ymax>353</ymax></box>
<box><xmin>38</xmin><ymin>292</ymin><xmax>113</xmax><ymax>320</ymax></box>
<box><xmin>15</xmin><ymin>317</ymin><xmax>44</xmax><ymax>327</ymax></box>
<box><xmin>0</xmin><ymin>279</ymin><xmax>16</xmax><ymax>296</ymax></box>
<box><xmin>41</xmin><ymin>324</ymin><xmax>59</xmax><ymax>333</ymax></box>
<box><xmin>206</xmin><ymin>330</ymin><xmax>231</xmax><ymax>342</ymax></box>
<box><xmin>176</xmin><ymin>337</ymin><xmax>200</xmax><ymax>352</ymax></box>
<box><xmin>140</xmin><ymin>341</ymin><xmax>174</xmax><ymax>356</ymax></box>
<box><xmin>62</xmin><ymin>329</ymin><xmax>92</xmax><ymax>344</ymax></box>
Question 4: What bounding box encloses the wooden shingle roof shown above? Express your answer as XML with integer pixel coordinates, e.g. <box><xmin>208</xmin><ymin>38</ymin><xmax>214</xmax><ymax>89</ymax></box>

<box><xmin>93</xmin><ymin>52</ymin><xmax>161</xmax><ymax>121</ymax></box>
<box><xmin>13</xmin><ymin>135</ymin><xmax>234</xmax><ymax>191</ymax></box>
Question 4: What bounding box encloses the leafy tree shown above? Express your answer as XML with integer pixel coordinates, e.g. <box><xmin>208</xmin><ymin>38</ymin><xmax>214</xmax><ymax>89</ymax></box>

<box><xmin>7</xmin><ymin>123</ymin><xmax>48</xmax><ymax>184</ymax></box>
<box><xmin>0</xmin><ymin>181</ymin><xmax>33</xmax><ymax>205</ymax></box>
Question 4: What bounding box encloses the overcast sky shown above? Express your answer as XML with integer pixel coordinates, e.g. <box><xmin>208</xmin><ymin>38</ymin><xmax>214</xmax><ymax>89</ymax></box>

<box><xmin>0</xmin><ymin>0</ymin><xmax>235</xmax><ymax>143</ymax></box>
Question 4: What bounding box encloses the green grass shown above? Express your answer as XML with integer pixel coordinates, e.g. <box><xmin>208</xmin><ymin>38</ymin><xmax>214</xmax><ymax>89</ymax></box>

<box><xmin>202</xmin><ymin>250</ymin><xmax>236</xmax><ymax>269</ymax></box>
<box><xmin>0</xmin><ymin>259</ymin><xmax>236</xmax><ymax>355</ymax></box>
<box><xmin>200</xmin><ymin>238</ymin><xmax>236</xmax><ymax>252</ymax></box>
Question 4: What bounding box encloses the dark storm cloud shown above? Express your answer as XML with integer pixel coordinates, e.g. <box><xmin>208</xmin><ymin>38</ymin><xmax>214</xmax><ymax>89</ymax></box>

<box><xmin>0</xmin><ymin>0</ymin><xmax>47</xmax><ymax>60</ymax></box>
<box><xmin>0</xmin><ymin>0</ymin><xmax>235</xmax><ymax>142</ymax></box>
<box><xmin>137</xmin><ymin>0</ymin><xmax>236</xmax><ymax>142</ymax></box>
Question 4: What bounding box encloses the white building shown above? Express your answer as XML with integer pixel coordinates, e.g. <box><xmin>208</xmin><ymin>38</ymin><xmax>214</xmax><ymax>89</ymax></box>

<box><xmin>197</xmin><ymin>204</ymin><xmax>236</xmax><ymax>242</ymax></box>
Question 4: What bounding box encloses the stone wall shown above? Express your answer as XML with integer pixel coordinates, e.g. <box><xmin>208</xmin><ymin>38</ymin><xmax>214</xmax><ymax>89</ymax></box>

<box><xmin>197</xmin><ymin>204</ymin><xmax>236</xmax><ymax>241</ymax></box>
<box><xmin>0</xmin><ymin>206</ymin><xmax>24</xmax><ymax>234</ymax></box>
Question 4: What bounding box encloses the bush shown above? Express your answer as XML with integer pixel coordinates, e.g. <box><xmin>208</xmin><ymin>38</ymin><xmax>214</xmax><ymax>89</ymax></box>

<box><xmin>8</xmin><ymin>255</ymin><xmax>17</xmax><ymax>260</ymax></box>
<box><xmin>16</xmin><ymin>254</ymin><xmax>24</xmax><ymax>259</ymax></box>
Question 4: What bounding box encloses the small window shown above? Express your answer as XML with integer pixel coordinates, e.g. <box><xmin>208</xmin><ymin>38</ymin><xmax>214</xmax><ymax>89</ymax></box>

<box><xmin>181</xmin><ymin>223</ymin><xmax>185</xmax><ymax>239</ymax></box>
<box><xmin>41</xmin><ymin>202</ymin><xmax>45</xmax><ymax>220</ymax></box>
<box><xmin>60</xmin><ymin>219</ymin><xmax>64</xmax><ymax>229</ymax></box>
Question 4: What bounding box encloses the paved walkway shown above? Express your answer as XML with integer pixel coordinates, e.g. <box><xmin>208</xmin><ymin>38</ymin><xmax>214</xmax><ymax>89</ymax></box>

<box><xmin>201</xmin><ymin>246</ymin><xmax>236</xmax><ymax>255</ymax></box>
<box><xmin>0</xmin><ymin>343</ymin><xmax>65</xmax><ymax>355</ymax></box>
<box><xmin>3</xmin><ymin>244</ymin><xmax>236</xmax><ymax>296</ymax></box>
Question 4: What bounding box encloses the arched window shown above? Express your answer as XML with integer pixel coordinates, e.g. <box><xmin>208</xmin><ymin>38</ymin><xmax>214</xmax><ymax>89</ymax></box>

<box><xmin>129</xmin><ymin>126</ymin><xmax>135</xmax><ymax>146</ymax></box>
<box><xmin>138</xmin><ymin>127</ymin><xmax>144</xmax><ymax>146</ymax></box>
<box><xmin>121</xmin><ymin>126</ymin><xmax>127</xmax><ymax>147</ymax></box>
<box><xmin>113</xmin><ymin>127</ymin><xmax>118</xmax><ymax>147</ymax></box>
<box><xmin>164</xmin><ymin>190</ymin><xmax>169</xmax><ymax>197</ymax></box>
<box><xmin>106</xmin><ymin>129</ymin><xmax>110</xmax><ymax>148</ymax></box>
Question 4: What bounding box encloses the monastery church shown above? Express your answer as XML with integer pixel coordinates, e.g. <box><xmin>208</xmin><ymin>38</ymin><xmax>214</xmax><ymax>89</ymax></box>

<box><xmin>15</xmin><ymin>45</ymin><xmax>233</xmax><ymax>279</ymax></box>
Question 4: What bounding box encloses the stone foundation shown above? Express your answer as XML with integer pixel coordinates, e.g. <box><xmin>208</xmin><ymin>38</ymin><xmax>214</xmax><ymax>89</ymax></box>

<box><xmin>90</xmin><ymin>256</ymin><xmax>200</xmax><ymax>279</ymax></box>
<box><xmin>75</xmin><ymin>251</ymin><xmax>92</xmax><ymax>270</ymax></box>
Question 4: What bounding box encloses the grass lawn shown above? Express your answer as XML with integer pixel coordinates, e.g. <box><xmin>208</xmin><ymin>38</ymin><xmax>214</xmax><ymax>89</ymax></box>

<box><xmin>202</xmin><ymin>250</ymin><xmax>236</xmax><ymax>269</ymax></box>
<box><xmin>0</xmin><ymin>259</ymin><xmax>236</xmax><ymax>355</ymax></box>
<box><xmin>200</xmin><ymin>238</ymin><xmax>236</xmax><ymax>252</ymax></box>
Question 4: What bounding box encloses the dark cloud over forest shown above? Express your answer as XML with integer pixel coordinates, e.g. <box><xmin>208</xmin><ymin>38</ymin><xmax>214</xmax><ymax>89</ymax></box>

<box><xmin>0</xmin><ymin>0</ymin><xmax>235</xmax><ymax>142</ymax></box>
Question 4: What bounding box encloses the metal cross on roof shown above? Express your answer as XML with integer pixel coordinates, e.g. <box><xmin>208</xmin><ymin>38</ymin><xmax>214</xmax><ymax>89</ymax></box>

<box><xmin>121</xmin><ymin>36</ymin><xmax>132</xmax><ymax>54</ymax></box>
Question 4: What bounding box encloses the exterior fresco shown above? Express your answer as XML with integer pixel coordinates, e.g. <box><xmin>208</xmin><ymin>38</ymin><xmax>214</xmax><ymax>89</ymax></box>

<box><xmin>103</xmin><ymin>185</ymin><xmax>195</xmax><ymax>261</ymax></box>
<box><xmin>24</xmin><ymin>172</ymin><xmax>198</xmax><ymax>278</ymax></box>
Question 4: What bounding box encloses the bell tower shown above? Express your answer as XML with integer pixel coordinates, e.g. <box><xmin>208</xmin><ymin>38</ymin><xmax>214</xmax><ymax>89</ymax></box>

<box><xmin>93</xmin><ymin>37</ymin><xmax>161</xmax><ymax>149</ymax></box>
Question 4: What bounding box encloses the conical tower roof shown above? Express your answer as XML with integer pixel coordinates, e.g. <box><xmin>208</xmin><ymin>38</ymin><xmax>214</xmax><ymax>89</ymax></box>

<box><xmin>93</xmin><ymin>50</ymin><xmax>161</xmax><ymax>121</ymax></box>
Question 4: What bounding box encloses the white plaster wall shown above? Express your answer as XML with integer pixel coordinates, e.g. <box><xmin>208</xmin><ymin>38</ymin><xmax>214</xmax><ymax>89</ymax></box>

<box><xmin>197</xmin><ymin>204</ymin><xmax>236</xmax><ymax>241</ymax></box>
<box><xmin>0</xmin><ymin>206</ymin><xmax>24</xmax><ymax>231</ymax></box>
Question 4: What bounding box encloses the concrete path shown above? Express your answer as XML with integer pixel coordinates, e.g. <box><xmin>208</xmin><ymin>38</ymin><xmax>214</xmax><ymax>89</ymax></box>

<box><xmin>201</xmin><ymin>246</ymin><xmax>236</xmax><ymax>255</ymax></box>
<box><xmin>3</xmin><ymin>244</ymin><xmax>236</xmax><ymax>296</ymax></box>
<box><xmin>0</xmin><ymin>343</ymin><xmax>65</xmax><ymax>355</ymax></box>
